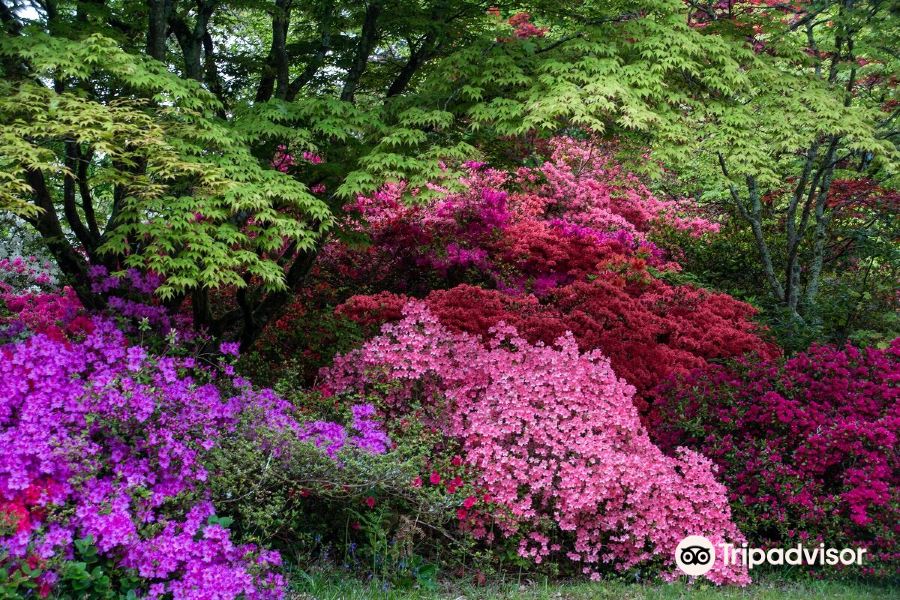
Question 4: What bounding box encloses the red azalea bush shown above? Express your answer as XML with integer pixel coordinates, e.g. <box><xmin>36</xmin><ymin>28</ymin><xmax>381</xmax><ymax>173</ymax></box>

<box><xmin>323</xmin><ymin>301</ymin><xmax>751</xmax><ymax>585</ymax></box>
<box><xmin>647</xmin><ymin>341</ymin><xmax>900</xmax><ymax>575</ymax></box>
<box><xmin>337</xmin><ymin>278</ymin><xmax>778</xmax><ymax>400</ymax></box>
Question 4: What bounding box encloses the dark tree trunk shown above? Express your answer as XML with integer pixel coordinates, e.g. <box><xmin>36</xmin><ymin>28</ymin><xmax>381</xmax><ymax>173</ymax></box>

<box><xmin>147</xmin><ymin>0</ymin><xmax>170</xmax><ymax>61</ymax></box>
<box><xmin>24</xmin><ymin>169</ymin><xmax>105</xmax><ymax>310</ymax></box>
<box><xmin>340</xmin><ymin>1</ymin><xmax>381</xmax><ymax>103</ymax></box>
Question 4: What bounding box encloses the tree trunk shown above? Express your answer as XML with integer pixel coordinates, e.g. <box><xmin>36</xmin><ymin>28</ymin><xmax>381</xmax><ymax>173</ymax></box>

<box><xmin>340</xmin><ymin>1</ymin><xmax>381</xmax><ymax>103</ymax></box>
<box><xmin>146</xmin><ymin>0</ymin><xmax>170</xmax><ymax>61</ymax></box>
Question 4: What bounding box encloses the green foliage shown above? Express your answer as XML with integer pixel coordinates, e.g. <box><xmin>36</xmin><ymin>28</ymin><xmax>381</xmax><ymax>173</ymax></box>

<box><xmin>4</xmin><ymin>0</ymin><xmax>895</xmax><ymax>346</ymax></box>
<box><xmin>0</xmin><ymin>536</ymin><xmax>140</xmax><ymax>600</ymax></box>
<box><xmin>652</xmin><ymin>197</ymin><xmax>899</xmax><ymax>353</ymax></box>
<box><xmin>0</xmin><ymin>33</ymin><xmax>333</xmax><ymax>299</ymax></box>
<box><xmin>208</xmin><ymin>401</ymin><xmax>463</xmax><ymax>560</ymax></box>
<box><xmin>287</xmin><ymin>570</ymin><xmax>900</xmax><ymax>600</ymax></box>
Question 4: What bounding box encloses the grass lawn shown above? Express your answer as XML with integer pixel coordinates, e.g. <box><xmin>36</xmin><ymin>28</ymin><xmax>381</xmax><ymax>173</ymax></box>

<box><xmin>289</xmin><ymin>571</ymin><xmax>899</xmax><ymax>599</ymax></box>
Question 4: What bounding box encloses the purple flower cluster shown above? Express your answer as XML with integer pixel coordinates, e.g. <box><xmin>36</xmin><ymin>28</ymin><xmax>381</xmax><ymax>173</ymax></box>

<box><xmin>88</xmin><ymin>266</ymin><xmax>162</xmax><ymax>296</ymax></box>
<box><xmin>0</xmin><ymin>318</ymin><xmax>286</xmax><ymax>596</ymax></box>
<box><xmin>297</xmin><ymin>403</ymin><xmax>391</xmax><ymax>458</ymax></box>
<box><xmin>122</xmin><ymin>503</ymin><xmax>284</xmax><ymax>600</ymax></box>
<box><xmin>87</xmin><ymin>265</ymin><xmax>190</xmax><ymax>334</ymax></box>
<box><xmin>0</xmin><ymin>310</ymin><xmax>390</xmax><ymax>597</ymax></box>
<box><xmin>348</xmin><ymin>404</ymin><xmax>391</xmax><ymax>454</ymax></box>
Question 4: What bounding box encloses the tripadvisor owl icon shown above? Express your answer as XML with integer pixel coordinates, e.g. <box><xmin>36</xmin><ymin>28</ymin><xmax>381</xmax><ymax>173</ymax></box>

<box><xmin>675</xmin><ymin>535</ymin><xmax>716</xmax><ymax>576</ymax></box>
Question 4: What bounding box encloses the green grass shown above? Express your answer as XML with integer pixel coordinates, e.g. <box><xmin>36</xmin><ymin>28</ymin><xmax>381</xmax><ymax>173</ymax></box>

<box><xmin>288</xmin><ymin>571</ymin><xmax>898</xmax><ymax>600</ymax></box>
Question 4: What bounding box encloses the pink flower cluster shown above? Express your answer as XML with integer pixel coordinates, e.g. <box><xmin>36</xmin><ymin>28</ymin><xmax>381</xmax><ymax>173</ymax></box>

<box><xmin>323</xmin><ymin>302</ymin><xmax>750</xmax><ymax>584</ymax></box>
<box><xmin>649</xmin><ymin>340</ymin><xmax>900</xmax><ymax>572</ymax></box>
<box><xmin>517</xmin><ymin>137</ymin><xmax>718</xmax><ymax>239</ymax></box>
<box><xmin>508</xmin><ymin>12</ymin><xmax>547</xmax><ymax>38</ymax></box>
<box><xmin>271</xmin><ymin>145</ymin><xmax>295</xmax><ymax>173</ymax></box>
<box><xmin>1</xmin><ymin>285</ymin><xmax>93</xmax><ymax>343</ymax></box>
<box><xmin>0</xmin><ymin>255</ymin><xmax>57</xmax><ymax>291</ymax></box>
<box><xmin>271</xmin><ymin>146</ymin><xmax>323</xmax><ymax>173</ymax></box>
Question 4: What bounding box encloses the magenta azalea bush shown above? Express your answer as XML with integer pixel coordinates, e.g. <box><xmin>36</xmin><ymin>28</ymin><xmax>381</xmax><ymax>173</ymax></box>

<box><xmin>0</xmin><ymin>305</ymin><xmax>389</xmax><ymax>597</ymax></box>
<box><xmin>323</xmin><ymin>301</ymin><xmax>751</xmax><ymax>585</ymax></box>
<box><xmin>648</xmin><ymin>341</ymin><xmax>900</xmax><ymax>575</ymax></box>
<box><xmin>321</xmin><ymin>137</ymin><xmax>717</xmax><ymax>297</ymax></box>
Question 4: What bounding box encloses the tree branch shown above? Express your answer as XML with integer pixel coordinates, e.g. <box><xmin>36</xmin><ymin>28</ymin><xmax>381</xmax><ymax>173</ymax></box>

<box><xmin>340</xmin><ymin>1</ymin><xmax>381</xmax><ymax>103</ymax></box>
<box><xmin>718</xmin><ymin>153</ymin><xmax>785</xmax><ymax>302</ymax></box>
<box><xmin>25</xmin><ymin>168</ymin><xmax>103</xmax><ymax>309</ymax></box>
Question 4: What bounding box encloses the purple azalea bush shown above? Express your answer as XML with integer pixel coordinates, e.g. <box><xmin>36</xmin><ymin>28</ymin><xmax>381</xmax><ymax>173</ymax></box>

<box><xmin>0</xmin><ymin>308</ymin><xmax>389</xmax><ymax>598</ymax></box>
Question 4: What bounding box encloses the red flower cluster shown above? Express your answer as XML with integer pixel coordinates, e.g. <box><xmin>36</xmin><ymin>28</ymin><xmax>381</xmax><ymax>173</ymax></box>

<box><xmin>338</xmin><ymin>278</ymin><xmax>777</xmax><ymax>400</ymax></box>
<box><xmin>647</xmin><ymin>341</ymin><xmax>900</xmax><ymax>573</ymax></box>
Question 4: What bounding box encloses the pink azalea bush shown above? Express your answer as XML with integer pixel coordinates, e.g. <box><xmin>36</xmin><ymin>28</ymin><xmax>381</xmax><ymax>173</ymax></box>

<box><xmin>648</xmin><ymin>341</ymin><xmax>900</xmax><ymax>575</ymax></box>
<box><xmin>0</xmin><ymin>255</ymin><xmax>57</xmax><ymax>292</ymax></box>
<box><xmin>322</xmin><ymin>301</ymin><xmax>751</xmax><ymax>585</ymax></box>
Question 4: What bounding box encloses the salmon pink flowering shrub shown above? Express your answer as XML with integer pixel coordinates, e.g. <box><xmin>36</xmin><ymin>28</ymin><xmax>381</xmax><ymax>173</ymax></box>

<box><xmin>648</xmin><ymin>341</ymin><xmax>900</xmax><ymax>574</ymax></box>
<box><xmin>323</xmin><ymin>302</ymin><xmax>751</xmax><ymax>585</ymax></box>
<box><xmin>0</xmin><ymin>311</ymin><xmax>390</xmax><ymax>597</ymax></box>
<box><xmin>518</xmin><ymin>137</ymin><xmax>719</xmax><ymax>239</ymax></box>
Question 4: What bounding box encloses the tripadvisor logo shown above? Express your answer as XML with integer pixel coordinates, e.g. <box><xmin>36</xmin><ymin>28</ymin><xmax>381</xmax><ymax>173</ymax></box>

<box><xmin>675</xmin><ymin>535</ymin><xmax>716</xmax><ymax>576</ymax></box>
<box><xmin>675</xmin><ymin>535</ymin><xmax>868</xmax><ymax>576</ymax></box>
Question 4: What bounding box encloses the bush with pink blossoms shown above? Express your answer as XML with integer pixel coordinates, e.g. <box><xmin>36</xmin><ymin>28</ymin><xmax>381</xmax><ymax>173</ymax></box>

<box><xmin>322</xmin><ymin>301</ymin><xmax>751</xmax><ymax>585</ymax></box>
<box><xmin>321</xmin><ymin>137</ymin><xmax>714</xmax><ymax>298</ymax></box>
<box><xmin>0</xmin><ymin>255</ymin><xmax>57</xmax><ymax>293</ymax></box>
<box><xmin>648</xmin><ymin>341</ymin><xmax>900</xmax><ymax>576</ymax></box>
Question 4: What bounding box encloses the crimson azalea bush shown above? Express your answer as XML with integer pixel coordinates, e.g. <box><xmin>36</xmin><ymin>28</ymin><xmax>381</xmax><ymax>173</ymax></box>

<box><xmin>647</xmin><ymin>341</ymin><xmax>900</xmax><ymax>575</ymax></box>
<box><xmin>322</xmin><ymin>301</ymin><xmax>751</xmax><ymax>585</ymax></box>
<box><xmin>337</xmin><ymin>279</ymin><xmax>777</xmax><ymax>402</ymax></box>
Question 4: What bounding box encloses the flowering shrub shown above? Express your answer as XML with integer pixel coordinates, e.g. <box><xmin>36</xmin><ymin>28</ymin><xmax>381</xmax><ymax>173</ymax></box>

<box><xmin>323</xmin><ymin>302</ymin><xmax>751</xmax><ymax>584</ymax></box>
<box><xmin>0</xmin><ymin>285</ymin><xmax>93</xmax><ymax>343</ymax></box>
<box><xmin>647</xmin><ymin>341</ymin><xmax>900</xmax><ymax>575</ymax></box>
<box><xmin>0</xmin><ymin>256</ymin><xmax>57</xmax><ymax>293</ymax></box>
<box><xmin>338</xmin><ymin>280</ymin><xmax>777</xmax><ymax>400</ymax></box>
<box><xmin>0</xmin><ymin>215</ymin><xmax>60</xmax><ymax>295</ymax></box>
<box><xmin>516</xmin><ymin>137</ymin><xmax>719</xmax><ymax>239</ymax></box>
<box><xmin>322</xmin><ymin>137</ymin><xmax>714</xmax><ymax>297</ymax></box>
<box><xmin>321</xmin><ymin>137</ymin><xmax>776</xmax><ymax>402</ymax></box>
<box><xmin>0</xmin><ymin>320</ymin><xmax>283</xmax><ymax>597</ymax></box>
<box><xmin>88</xmin><ymin>265</ymin><xmax>194</xmax><ymax>336</ymax></box>
<box><xmin>0</xmin><ymin>305</ymin><xmax>390</xmax><ymax>597</ymax></box>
